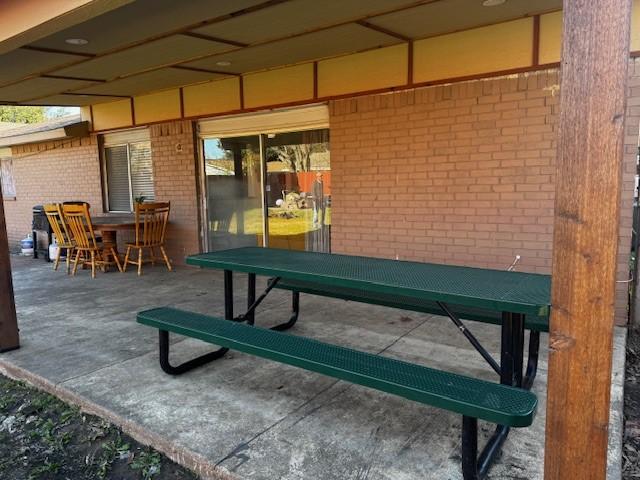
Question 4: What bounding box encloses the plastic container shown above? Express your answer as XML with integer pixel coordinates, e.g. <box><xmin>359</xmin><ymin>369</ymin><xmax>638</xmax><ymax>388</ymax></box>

<box><xmin>20</xmin><ymin>235</ymin><xmax>33</xmax><ymax>250</ymax></box>
<box><xmin>49</xmin><ymin>243</ymin><xmax>60</xmax><ymax>261</ymax></box>
<box><xmin>20</xmin><ymin>235</ymin><xmax>34</xmax><ymax>256</ymax></box>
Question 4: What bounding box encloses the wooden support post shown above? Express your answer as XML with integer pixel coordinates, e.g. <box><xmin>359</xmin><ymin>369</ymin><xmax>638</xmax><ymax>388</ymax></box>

<box><xmin>0</xmin><ymin>186</ymin><xmax>19</xmax><ymax>352</ymax></box>
<box><xmin>545</xmin><ymin>0</ymin><xmax>632</xmax><ymax>478</ymax></box>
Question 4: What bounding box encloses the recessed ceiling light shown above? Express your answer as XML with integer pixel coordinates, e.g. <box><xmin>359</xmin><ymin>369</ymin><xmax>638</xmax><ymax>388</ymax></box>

<box><xmin>65</xmin><ymin>38</ymin><xmax>89</xmax><ymax>45</ymax></box>
<box><xmin>482</xmin><ymin>0</ymin><xmax>506</xmax><ymax>6</ymax></box>
<box><xmin>215</xmin><ymin>61</ymin><xmax>232</xmax><ymax>67</ymax></box>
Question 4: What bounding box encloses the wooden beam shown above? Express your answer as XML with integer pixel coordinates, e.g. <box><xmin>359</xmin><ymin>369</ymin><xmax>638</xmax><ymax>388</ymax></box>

<box><xmin>544</xmin><ymin>1</ymin><xmax>632</xmax><ymax>479</ymax></box>
<box><xmin>0</xmin><ymin>186</ymin><xmax>19</xmax><ymax>353</ymax></box>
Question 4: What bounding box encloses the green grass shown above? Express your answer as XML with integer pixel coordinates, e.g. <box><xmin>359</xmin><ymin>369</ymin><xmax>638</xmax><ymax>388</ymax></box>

<box><xmin>212</xmin><ymin>207</ymin><xmax>331</xmax><ymax>237</ymax></box>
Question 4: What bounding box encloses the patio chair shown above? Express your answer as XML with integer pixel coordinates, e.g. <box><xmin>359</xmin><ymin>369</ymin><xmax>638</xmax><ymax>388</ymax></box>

<box><xmin>62</xmin><ymin>203</ymin><xmax>122</xmax><ymax>278</ymax></box>
<box><xmin>43</xmin><ymin>203</ymin><xmax>75</xmax><ymax>274</ymax></box>
<box><xmin>123</xmin><ymin>202</ymin><xmax>172</xmax><ymax>275</ymax></box>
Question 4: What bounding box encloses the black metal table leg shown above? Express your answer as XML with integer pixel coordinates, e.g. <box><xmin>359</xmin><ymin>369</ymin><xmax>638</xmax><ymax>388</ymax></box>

<box><xmin>225</xmin><ymin>269</ymin><xmax>233</xmax><ymax>320</ymax></box>
<box><xmin>458</xmin><ymin>311</ymin><xmax>525</xmax><ymax>478</ymax></box>
<box><xmin>461</xmin><ymin>415</ymin><xmax>510</xmax><ymax>480</ymax></box>
<box><xmin>500</xmin><ymin>312</ymin><xmax>515</xmax><ymax>385</ymax></box>
<box><xmin>247</xmin><ymin>273</ymin><xmax>256</xmax><ymax>326</ymax></box>
<box><xmin>511</xmin><ymin>313</ymin><xmax>525</xmax><ymax>388</ymax></box>
<box><xmin>522</xmin><ymin>331</ymin><xmax>540</xmax><ymax>390</ymax></box>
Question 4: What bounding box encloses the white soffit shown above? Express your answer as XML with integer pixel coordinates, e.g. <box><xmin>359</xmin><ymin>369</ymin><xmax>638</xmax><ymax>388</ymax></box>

<box><xmin>74</xmin><ymin>68</ymin><xmax>221</xmax><ymax>96</ymax></box>
<box><xmin>22</xmin><ymin>94</ymin><xmax>124</xmax><ymax>106</ymax></box>
<box><xmin>29</xmin><ymin>0</ymin><xmax>262</xmax><ymax>55</ymax></box>
<box><xmin>198</xmin><ymin>104</ymin><xmax>329</xmax><ymax>138</ymax></box>
<box><xmin>0</xmin><ymin>48</ymin><xmax>86</xmax><ymax>85</ymax></box>
<box><xmin>194</xmin><ymin>0</ymin><xmax>419</xmax><ymax>45</ymax></box>
<box><xmin>369</xmin><ymin>0</ymin><xmax>562</xmax><ymax>40</ymax></box>
<box><xmin>53</xmin><ymin>35</ymin><xmax>234</xmax><ymax>80</ymax></box>
<box><xmin>0</xmin><ymin>77</ymin><xmax>94</xmax><ymax>102</ymax></box>
<box><xmin>183</xmin><ymin>24</ymin><xmax>399</xmax><ymax>74</ymax></box>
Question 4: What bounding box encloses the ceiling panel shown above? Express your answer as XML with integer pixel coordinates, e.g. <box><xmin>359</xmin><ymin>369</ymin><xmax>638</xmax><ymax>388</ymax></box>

<box><xmin>53</xmin><ymin>35</ymin><xmax>234</xmax><ymax>80</ymax></box>
<box><xmin>368</xmin><ymin>0</ymin><xmax>562</xmax><ymax>40</ymax></box>
<box><xmin>29</xmin><ymin>0</ymin><xmax>262</xmax><ymax>55</ymax></box>
<box><xmin>0</xmin><ymin>48</ymin><xmax>86</xmax><ymax>85</ymax></box>
<box><xmin>194</xmin><ymin>0</ymin><xmax>421</xmax><ymax>45</ymax></box>
<box><xmin>73</xmin><ymin>68</ymin><xmax>223</xmax><ymax>96</ymax></box>
<box><xmin>183</xmin><ymin>24</ymin><xmax>401</xmax><ymax>74</ymax></box>
<box><xmin>23</xmin><ymin>94</ymin><xmax>124</xmax><ymax>106</ymax></box>
<box><xmin>0</xmin><ymin>77</ymin><xmax>94</xmax><ymax>103</ymax></box>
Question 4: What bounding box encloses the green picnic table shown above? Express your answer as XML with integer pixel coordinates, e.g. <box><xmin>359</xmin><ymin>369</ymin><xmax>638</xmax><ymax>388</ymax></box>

<box><xmin>137</xmin><ymin>247</ymin><xmax>551</xmax><ymax>480</ymax></box>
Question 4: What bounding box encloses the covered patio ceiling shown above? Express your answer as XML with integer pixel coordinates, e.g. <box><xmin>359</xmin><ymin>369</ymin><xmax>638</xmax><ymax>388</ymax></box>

<box><xmin>0</xmin><ymin>0</ymin><xmax>561</xmax><ymax>106</ymax></box>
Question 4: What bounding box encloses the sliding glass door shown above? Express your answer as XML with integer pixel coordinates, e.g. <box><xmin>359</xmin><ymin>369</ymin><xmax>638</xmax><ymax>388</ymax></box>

<box><xmin>264</xmin><ymin>129</ymin><xmax>330</xmax><ymax>252</ymax></box>
<box><xmin>201</xmin><ymin>128</ymin><xmax>331</xmax><ymax>253</ymax></box>
<box><xmin>202</xmin><ymin>136</ymin><xmax>263</xmax><ymax>251</ymax></box>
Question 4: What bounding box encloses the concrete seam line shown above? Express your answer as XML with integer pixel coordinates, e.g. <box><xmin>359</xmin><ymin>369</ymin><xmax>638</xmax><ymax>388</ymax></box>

<box><xmin>0</xmin><ymin>359</ymin><xmax>238</xmax><ymax>480</ymax></box>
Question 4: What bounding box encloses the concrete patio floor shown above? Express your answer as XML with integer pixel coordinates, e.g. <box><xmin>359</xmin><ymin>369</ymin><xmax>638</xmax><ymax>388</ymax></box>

<box><xmin>0</xmin><ymin>256</ymin><xmax>626</xmax><ymax>479</ymax></box>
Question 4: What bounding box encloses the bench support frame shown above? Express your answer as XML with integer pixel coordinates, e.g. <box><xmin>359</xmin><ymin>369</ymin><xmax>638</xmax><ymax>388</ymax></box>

<box><xmin>157</xmin><ymin>271</ymin><xmax>299</xmax><ymax>375</ymax></box>
<box><xmin>462</xmin><ymin>416</ymin><xmax>510</xmax><ymax>480</ymax></box>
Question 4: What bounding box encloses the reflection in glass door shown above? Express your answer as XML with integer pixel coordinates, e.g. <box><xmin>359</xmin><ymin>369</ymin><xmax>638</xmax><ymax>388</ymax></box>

<box><xmin>202</xmin><ymin>136</ymin><xmax>263</xmax><ymax>251</ymax></box>
<box><xmin>202</xmin><ymin>129</ymin><xmax>330</xmax><ymax>253</ymax></box>
<box><xmin>264</xmin><ymin>129</ymin><xmax>330</xmax><ymax>252</ymax></box>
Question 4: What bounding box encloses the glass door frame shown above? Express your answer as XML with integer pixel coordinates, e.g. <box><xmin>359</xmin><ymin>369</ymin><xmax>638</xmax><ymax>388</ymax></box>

<box><xmin>197</xmin><ymin>126</ymin><xmax>329</xmax><ymax>253</ymax></box>
<box><xmin>197</xmin><ymin>133</ymin><xmax>270</xmax><ymax>252</ymax></box>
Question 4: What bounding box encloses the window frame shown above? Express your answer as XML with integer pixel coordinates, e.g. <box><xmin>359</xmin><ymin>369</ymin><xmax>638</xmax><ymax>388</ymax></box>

<box><xmin>0</xmin><ymin>155</ymin><xmax>16</xmax><ymax>201</ymax></box>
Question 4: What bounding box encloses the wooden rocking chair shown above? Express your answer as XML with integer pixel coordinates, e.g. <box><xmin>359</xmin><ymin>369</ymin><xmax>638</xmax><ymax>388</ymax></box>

<box><xmin>124</xmin><ymin>202</ymin><xmax>172</xmax><ymax>275</ymax></box>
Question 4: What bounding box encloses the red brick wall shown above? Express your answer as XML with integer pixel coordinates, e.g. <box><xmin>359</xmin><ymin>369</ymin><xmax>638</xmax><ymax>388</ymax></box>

<box><xmin>4</xmin><ymin>137</ymin><xmax>102</xmax><ymax>250</ymax></box>
<box><xmin>2</xmin><ymin>64</ymin><xmax>638</xmax><ymax>323</ymax></box>
<box><xmin>1</xmin><ymin>121</ymin><xmax>202</xmax><ymax>265</ymax></box>
<box><xmin>620</xmin><ymin>59</ymin><xmax>640</xmax><ymax>323</ymax></box>
<box><xmin>149</xmin><ymin>120</ymin><xmax>200</xmax><ymax>265</ymax></box>
<box><xmin>329</xmin><ymin>67</ymin><xmax>638</xmax><ymax>325</ymax></box>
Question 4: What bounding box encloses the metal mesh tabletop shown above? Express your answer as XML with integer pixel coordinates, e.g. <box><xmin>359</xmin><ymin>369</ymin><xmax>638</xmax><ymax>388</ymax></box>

<box><xmin>187</xmin><ymin>247</ymin><xmax>551</xmax><ymax>317</ymax></box>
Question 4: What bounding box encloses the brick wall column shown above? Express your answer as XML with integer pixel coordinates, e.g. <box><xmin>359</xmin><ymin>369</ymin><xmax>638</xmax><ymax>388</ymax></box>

<box><xmin>149</xmin><ymin>120</ymin><xmax>200</xmax><ymax>265</ymax></box>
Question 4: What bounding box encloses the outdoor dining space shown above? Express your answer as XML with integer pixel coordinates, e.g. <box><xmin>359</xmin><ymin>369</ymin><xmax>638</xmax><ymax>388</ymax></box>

<box><xmin>0</xmin><ymin>251</ymin><xmax>626</xmax><ymax>479</ymax></box>
<box><xmin>0</xmin><ymin>0</ymin><xmax>637</xmax><ymax>478</ymax></box>
<box><xmin>41</xmin><ymin>201</ymin><xmax>172</xmax><ymax>277</ymax></box>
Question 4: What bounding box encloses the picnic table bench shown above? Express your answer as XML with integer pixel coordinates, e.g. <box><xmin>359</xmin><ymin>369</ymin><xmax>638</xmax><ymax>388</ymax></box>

<box><xmin>137</xmin><ymin>247</ymin><xmax>550</xmax><ymax>480</ymax></box>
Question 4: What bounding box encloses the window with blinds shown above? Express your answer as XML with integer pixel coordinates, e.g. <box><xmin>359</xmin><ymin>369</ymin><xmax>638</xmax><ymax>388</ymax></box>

<box><xmin>102</xmin><ymin>129</ymin><xmax>154</xmax><ymax>212</ymax></box>
<box><xmin>0</xmin><ymin>157</ymin><xmax>16</xmax><ymax>199</ymax></box>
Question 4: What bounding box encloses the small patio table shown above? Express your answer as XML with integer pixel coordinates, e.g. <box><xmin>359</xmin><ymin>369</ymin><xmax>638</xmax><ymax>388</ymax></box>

<box><xmin>186</xmin><ymin>247</ymin><xmax>551</xmax><ymax>389</ymax></box>
<box><xmin>92</xmin><ymin>214</ymin><xmax>136</xmax><ymax>270</ymax></box>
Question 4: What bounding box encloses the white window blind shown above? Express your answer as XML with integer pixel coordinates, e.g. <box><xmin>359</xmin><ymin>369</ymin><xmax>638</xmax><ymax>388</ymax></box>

<box><xmin>105</xmin><ymin>145</ymin><xmax>131</xmax><ymax>211</ymax></box>
<box><xmin>130</xmin><ymin>142</ymin><xmax>154</xmax><ymax>202</ymax></box>
<box><xmin>102</xmin><ymin>129</ymin><xmax>154</xmax><ymax>212</ymax></box>
<box><xmin>0</xmin><ymin>158</ymin><xmax>16</xmax><ymax>199</ymax></box>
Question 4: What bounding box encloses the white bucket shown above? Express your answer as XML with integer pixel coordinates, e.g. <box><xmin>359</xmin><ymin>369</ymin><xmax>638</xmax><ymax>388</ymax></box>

<box><xmin>49</xmin><ymin>243</ymin><xmax>60</xmax><ymax>261</ymax></box>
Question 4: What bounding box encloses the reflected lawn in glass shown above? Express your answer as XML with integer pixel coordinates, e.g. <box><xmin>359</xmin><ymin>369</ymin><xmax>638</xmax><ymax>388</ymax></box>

<box><xmin>211</xmin><ymin>207</ymin><xmax>331</xmax><ymax>236</ymax></box>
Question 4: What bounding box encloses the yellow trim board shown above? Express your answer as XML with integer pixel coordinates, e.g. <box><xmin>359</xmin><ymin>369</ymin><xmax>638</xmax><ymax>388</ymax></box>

<box><xmin>413</xmin><ymin>17</ymin><xmax>534</xmax><ymax>83</ymax></box>
<box><xmin>92</xmin><ymin>99</ymin><xmax>133</xmax><ymax>131</ymax></box>
<box><xmin>134</xmin><ymin>89</ymin><xmax>181</xmax><ymax>124</ymax></box>
<box><xmin>318</xmin><ymin>44</ymin><xmax>408</xmax><ymax>97</ymax></box>
<box><xmin>539</xmin><ymin>11</ymin><xmax>562</xmax><ymax>64</ymax></box>
<box><xmin>183</xmin><ymin>78</ymin><xmax>241</xmax><ymax>117</ymax></box>
<box><xmin>244</xmin><ymin>64</ymin><xmax>314</xmax><ymax>108</ymax></box>
<box><xmin>632</xmin><ymin>0</ymin><xmax>640</xmax><ymax>51</ymax></box>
